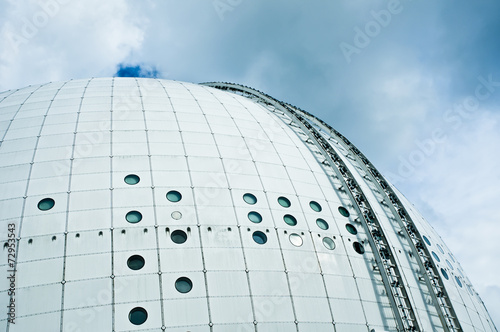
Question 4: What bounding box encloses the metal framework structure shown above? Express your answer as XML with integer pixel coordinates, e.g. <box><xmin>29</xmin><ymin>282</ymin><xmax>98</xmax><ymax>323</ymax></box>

<box><xmin>203</xmin><ymin>82</ymin><xmax>463</xmax><ymax>332</ymax></box>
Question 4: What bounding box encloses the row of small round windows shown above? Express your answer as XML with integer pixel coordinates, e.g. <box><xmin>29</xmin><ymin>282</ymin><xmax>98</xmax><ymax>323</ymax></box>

<box><xmin>422</xmin><ymin>235</ymin><xmax>468</xmax><ymax>291</ymax></box>
<box><xmin>248</xmin><ymin>229</ymin><xmax>365</xmax><ymax>254</ymax></box>
<box><xmin>248</xmin><ymin>210</ymin><xmax>358</xmax><ymax>234</ymax></box>
<box><xmin>244</xmin><ymin>193</ymin><xmax>359</xmax><ymax>237</ymax></box>
<box><xmin>243</xmin><ymin>192</ymin><xmax>348</xmax><ymax>215</ymax></box>
<box><xmin>39</xmin><ymin>191</ymin><xmax>358</xmax><ymax>237</ymax></box>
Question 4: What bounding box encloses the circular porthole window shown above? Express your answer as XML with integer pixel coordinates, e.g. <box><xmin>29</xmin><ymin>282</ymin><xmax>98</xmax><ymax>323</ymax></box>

<box><xmin>345</xmin><ymin>224</ymin><xmax>357</xmax><ymax>235</ymax></box>
<box><xmin>127</xmin><ymin>255</ymin><xmax>145</xmax><ymax>270</ymax></box>
<box><xmin>129</xmin><ymin>307</ymin><xmax>148</xmax><ymax>325</ymax></box>
<box><xmin>446</xmin><ymin>259</ymin><xmax>454</xmax><ymax>270</ymax></box>
<box><xmin>126</xmin><ymin>211</ymin><xmax>142</xmax><ymax>223</ymax></box>
<box><xmin>441</xmin><ymin>268</ymin><xmax>449</xmax><ymax>280</ymax></box>
<box><xmin>316</xmin><ymin>218</ymin><xmax>329</xmax><ymax>230</ymax></box>
<box><xmin>455</xmin><ymin>276</ymin><xmax>463</xmax><ymax>288</ymax></box>
<box><xmin>422</xmin><ymin>235</ymin><xmax>431</xmax><ymax>246</ymax></box>
<box><xmin>283</xmin><ymin>214</ymin><xmax>297</xmax><ymax>226</ymax></box>
<box><xmin>248</xmin><ymin>211</ymin><xmax>262</xmax><ymax>223</ymax></box>
<box><xmin>175</xmin><ymin>277</ymin><xmax>193</xmax><ymax>293</ymax></box>
<box><xmin>432</xmin><ymin>251</ymin><xmax>440</xmax><ymax>262</ymax></box>
<box><xmin>243</xmin><ymin>193</ymin><xmax>257</xmax><ymax>204</ymax></box>
<box><xmin>309</xmin><ymin>201</ymin><xmax>322</xmax><ymax>212</ymax></box>
<box><xmin>166</xmin><ymin>190</ymin><xmax>182</xmax><ymax>202</ymax></box>
<box><xmin>338</xmin><ymin>206</ymin><xmax>350</xmax><ymax>217</ymax></box>
<box><xmin>277</xmin><ymin>196</ymin><xmax>291</xmax><ymax>208</ymax></box>
<box><xmin>171</xmin><ymin>211</ymin><xmax>182</xmax><ymax>220</ymax></box>
<box><xmin>171</xmin><ymin>230</ymin><xmax>187</xmax><ymax>244</ymax></box>
<box><xmin>437</xmin><ymin>243</ymin><xmax>445</xmax><ymax>254</ymax></box>
<box><xmin>323</xmin><ymin>237</ymin><xmax>336</xmax><ymax>250</ymax></box>
<box><xmin>124</xmin><ymin>174</ymin><xmax>140</xmax><ymax>185</ymax></box>
<box><xmin>38</xmin><ymin>198</ymin><xmax>55</xmax><ymax>211</ymax></box>
<box><xmin>289</xmin><ymin>233</ymin><xmax>303</xmax><ymax>247</ymax></box>
<box><xmin>353</xmin><ymin>242</ymin><xmax>365</xmax><ymax>254</ymax></box>
<box><xmin>252</xmin><ymin>231</ymin><xmax>267</xmax><ymax>244</ymax></box>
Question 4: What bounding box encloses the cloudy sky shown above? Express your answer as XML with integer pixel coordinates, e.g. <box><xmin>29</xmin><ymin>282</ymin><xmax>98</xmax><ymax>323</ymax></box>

<box><xmin>1</xmin><ymin>0</ymin><xmax>499</xmax><ymax>327</ymax></box>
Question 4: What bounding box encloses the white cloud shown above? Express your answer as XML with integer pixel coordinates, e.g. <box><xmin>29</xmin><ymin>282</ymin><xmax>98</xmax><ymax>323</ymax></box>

<box><xmin>0</xmin><ymin>0</ymin><xmax>148</xmax><ymax>90</ymax></box>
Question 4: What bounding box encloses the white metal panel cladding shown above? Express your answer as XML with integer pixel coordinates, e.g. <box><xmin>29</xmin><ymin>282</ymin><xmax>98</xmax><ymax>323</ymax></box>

<box><xmin>0</xmin><ymin>78</ymin><xmax>496</xmax><ymax>332</ymax></box>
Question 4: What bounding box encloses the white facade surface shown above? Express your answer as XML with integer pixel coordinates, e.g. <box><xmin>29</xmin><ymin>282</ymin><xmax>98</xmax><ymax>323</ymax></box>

<box><xmin>0</xmin><ymin>78</ymin><xmax>496</xmax><ymax>332</ymax></box>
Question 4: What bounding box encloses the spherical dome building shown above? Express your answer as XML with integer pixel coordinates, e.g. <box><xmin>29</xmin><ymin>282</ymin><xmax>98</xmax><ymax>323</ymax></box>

<box><xmin>0</xmin><ymin>78</ymin><xmax>496</xmax><ymax>332</ymax></box>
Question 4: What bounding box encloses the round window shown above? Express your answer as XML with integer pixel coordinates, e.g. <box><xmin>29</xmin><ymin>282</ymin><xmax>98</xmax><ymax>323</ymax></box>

<box><xmin>422</xmin><ymin>235</ymin><xmax>431</xmax><ymax>246</ymax></box>
<box><xmin>126</xmin><ymin>211</ymin><xmax>142</xmax><ymax>223</ymax></box>
<box><xmin>252</xmin><ymin>231</ymin><xmax>267</xmax><ymax>244</ymax></box>
<box><xmin>323</xmin><ymin>237</ymin><xmax>336</xmax><ymax>250</ymax></box>
<box><xmin>248</xmin><ymin>211</ymin><xmax>262</xmax><ymax>223</ymax></box>
<box><xmin>124</xmin><ymin>174</ymin><xmax>140</xmax><ymax>185</ymax></box>
<box><xmin>127</xmin><ymin>255</ymin><xmax>145</xmax><ymax>270</ymax></box>
<box><xmin>38</xmin><ymin>198</ymin><xmax>55</xmax><ymax>211</ymax></box>
<box><xmin>441</xmin><ymin>268</ymin><xmax>449</xmax><ymax>280</ymax></box>
<box><xmin>316</xmin><ymin>218</ymin><xmax>329</xmax><ymax>230</ymax></box>
<box><xmin>283</xmin><ymin>214</ymin><xmax>297</xmax><ymax>226</ymax></box>
<box><xmin>277</xmin><ymin>196</ymin><xmax>291</xmax><ymax>208</ymax></box>
<box><xmin>289</xmin><ymin>233</ymin><xmax>303</xmax><ymax>247</ymax></box>
<box><xmin>171</xmin><ymin>211</ymin><xmax>182</xmax><ymax>220</ymax></box>
<box><xmin>338</xmin><ymin>206</ymin><xmax>350</xmax><ymax>217</ymax></box>
<box><xmin>309</xmin><ymin>201</ymin><xmax>322</xmax><ymax>212</ymax></box>
<box><xmin>175</xmin><ymin>277</ymin><xmax>193</xmax><ymax>293</ymax></box>
<box><xmin>243</xmin><ymin>193</ymin><xmax>257</xmax><ymax>205</ymax></box>
<box><xmin>345</xmin><ymin>224</ymin><xmax>357</xmax><ymax>235</ymax></box>
<box><xmin>129</xmin><ymin>307</ymin><xmax>148</xmax><ymax>325</ymax></box>
<box><xmin>171</xmin><ymin>230</ymin><xmax>187</xmax><ymax>244</ymax></box>
<box><xmin>353</xmin><ymin>242</ymin><xmax>365</xmax><ymax>254</ymax></box>
<box><xmin>432</xmin><ymin>251</ymin><xmax>440</xmax><ymax>262</ymax></box>
<box><xmin>455</xmin><ymin>276</ymin><xmax>463</xmax><ymax>288</ymax></box>
<box><xmin>166</xmin><ymin>190</ymin><xmax>182</xmax><ymax>202</ymax></box>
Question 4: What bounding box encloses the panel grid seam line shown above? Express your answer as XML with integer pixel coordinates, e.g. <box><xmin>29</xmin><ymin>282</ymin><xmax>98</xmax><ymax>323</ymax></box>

<box><xmin>156</xmin><ymin>79</ymin><xmax>213</xmax><ymax>330</ymax></box>
<box><xmin>184</xmin><ymin>84</ymin><xmax>260</xmax><ymax>331</ymax></box>
<box><xmin>201</xmin><ymin>85</ymin><xmax>299</xmax><ymax>328</ymax></box>
<box><xmin>216</xmin><ymin>87</ymin><xmax>313</xmax><ymax>332</ymax></box>
<box><xmin>135</xmin><ymin>78</ymin><xmax>166</xmax><ymax>327</ymax></box>
<box><xmin>6</xmin><ymin>80</ymin><xmax>69</xmax><ymax>332</ymax></box>
<box><xmin>60</xmin><ymin>77</ymin><xmax>93</xmax><ymax>332</ymax></box>
<box><xmin>110</xmin><ymin>77</ymin><xmax>116</xmax><ymax>332</ymax></box>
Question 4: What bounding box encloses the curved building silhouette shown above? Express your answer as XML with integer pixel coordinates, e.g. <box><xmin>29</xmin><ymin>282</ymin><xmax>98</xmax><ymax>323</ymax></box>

<box><xmin>0</xmin><ymin>78</ymin><xmax>496</xmax><ymax>331</ymax></box>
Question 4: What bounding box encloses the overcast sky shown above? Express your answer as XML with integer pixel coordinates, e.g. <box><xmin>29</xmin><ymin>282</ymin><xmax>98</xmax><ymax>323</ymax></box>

<box><xmin>1</xmin><ymin>0</ymin><xmax>499</xmax><ymax>327</ymax></box>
